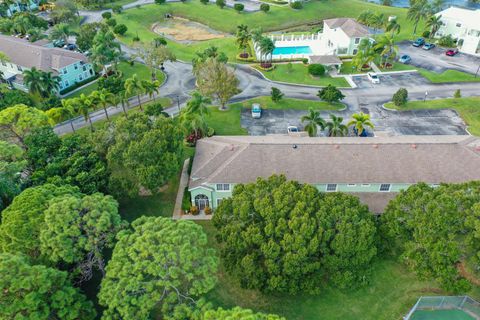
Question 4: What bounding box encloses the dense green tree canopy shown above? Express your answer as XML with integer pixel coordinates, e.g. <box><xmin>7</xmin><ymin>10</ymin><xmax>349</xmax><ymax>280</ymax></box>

<box><xmin>0</xmin><ymin>253</ymin><xmax>95</xmax><ymax>320</ymax></box>
<box><xmin>201</xmin><ymin>307</ymin><xmax>285</xmax><ymax>320</ymax></box>
<box><xmin>0</xmin><ymin>104</ymin><xmax>49</xmax><ymax>145</ymax></box>
<box><xmin>0</xmin><ymin>87</ymin><xmax>35</xmax><ymax>111</ymax></box>
<box><xmin>96</xmin><ymin>113</ymin><xmax>184</xmax><ymax>197</ymax></box>
<box><xmin>0</xmin><ymin>183</ymin><xmax>80</xmax><ymax>259</ymax></box>
<box><xmin>0</xmin><ymin>141</ymin><xmax>26</xmax><ymax>211</ymax></box>
<box><xmin>381</xmin><ymin>182</ymin><xmax>480</xmax><ymax>292</ymax></box>
<box><xmin>40</xmin><ymin>193</ymin><xmax>125</xmax><ymax>282</ymax></box>
<box><xmin>213</xmin><ymin>175</ymin><xmax>377</xmax><ymax>294</ymax></box>
<box><xmin>98</xmin><ymin>216</ymin><xmax>218</xmax><ymax>319</ymax></box>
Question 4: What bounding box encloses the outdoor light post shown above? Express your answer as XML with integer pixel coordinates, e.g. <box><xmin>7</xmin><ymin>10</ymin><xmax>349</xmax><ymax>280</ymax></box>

<box><xmin>176</xmin><ymin>95</ymin><xmax>180</xmax><ymax>113</ymax></box>
<box><xmin>424</xmin><ymin>91</ymin><xmax>428</xmax><ymax>102</ymax></box>
<box><xmin>475</xmin><ymin>63</ymin><xmax>480</xmax><ymax>78</ymax></box>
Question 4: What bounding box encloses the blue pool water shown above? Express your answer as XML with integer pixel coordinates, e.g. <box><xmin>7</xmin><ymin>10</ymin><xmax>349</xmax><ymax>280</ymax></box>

<box><xmin>272</xmin><ymin>46</ymin><xmax>312</xmax><ymax>55</ymax></box>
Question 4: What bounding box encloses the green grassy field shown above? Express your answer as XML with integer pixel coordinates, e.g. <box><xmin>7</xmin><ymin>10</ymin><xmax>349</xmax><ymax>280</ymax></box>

<box><xmin>205</xmin><ymin>97</ymin><xmax>344</xmax><ymax>135</ymax></box>
<box><xmin>114</xmin><ymin>0</ymin><xmax>422</xmax><ymax>61</ymax></box>
<box><xmin>417</xmin><ymin>69</ymin><xmax>480</xmax><ymax>83</ymax></box>
<box><xmin>384</xmin><ymin>97</ymin><xmax>480</xmax><ymax>136</ymax></box>
<box><xmin>67</xmin><ymin>61</ymin><xmax>165</xmax><ymax>98</ymax></box>
<box><xmin>256</xmin><ymin>63</ymin><xmax>350</xmax><ymax>87</ymax></box>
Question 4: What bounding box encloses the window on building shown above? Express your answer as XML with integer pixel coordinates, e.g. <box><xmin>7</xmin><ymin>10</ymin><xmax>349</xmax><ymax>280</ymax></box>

<box><xmin>63</xmin><ymin>68</ymin><xmax>67</xmax><ymax>74</ymax></box>
<box><xmin>379</xmin><ymin>184</ymin><xmax>391</xmax><ymax>192</ymax></box>
<box><xmin>16</xmin><ymin>65</ymin><xmax>22</xmax><ymax>71</ymax></box>
<box><xmin>216</xmin><ymin>184</ymin><xmax>230</xmax><ymax>191</ymax></box>
<box><xmin>64</xmin><ymin>80</ymin><xmax>69</xmax><ymax>87</ymax></box>
<box><xmin>74</xmin><ymin>64</ymin><xmax>78</xmax><ymax>70</ymax></box>
<box><xmin>79</xmin><ymin>75</ymin><xmax>83</xmax><ymax>81</ymax></box>
<box><xmin>326</xmin><ymin>184</ymin><xmax>337</xmax><ymax>192</ymax></box>
<box><xmin>83</xmin><ymin>65</ymin><xmax>87</xmax><ymax>71</ymax></box>
<box><xmin>353</xmin><ymin>49</ymin><xmax>358</xmax><ymax>55</ymax></box>
<box><xmin>217</xmin><ymin>199</ymin><xmax>223</xmax><ymax>206</ymax></box>
<box><xmin>456</xmin><ymin>23</ymin><xmax>462</xmax><ymax>27</ymax></box>
<box><xmin>362</xmin><ymin>184</ymin><xmax>371</xmax><ymax>187</ymax></box>
<box><xmin>355</xmin><ymin>37</ymin><xmax>360</xmax><ymax>44</ymax></box>
<box><xmin>347</xmin><ymin>184</ymin><xmax>356</xmax><ymax>187</ymax></box>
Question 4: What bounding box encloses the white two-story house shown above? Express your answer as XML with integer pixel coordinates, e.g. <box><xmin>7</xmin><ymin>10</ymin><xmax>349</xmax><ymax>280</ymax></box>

<box><xmin>321</xmin><ymin>18</ymin><xmax>370</xmax><ymax>56</ymax></box>
<box><xmin>436</xmin><ymin>7</ymin><xmax>480</xmax><ymax>56</ymax></box>
<box><xmin>0</xmin><ymin>35</ymin><xmax>95</xmax><ymax>93</ymax></box>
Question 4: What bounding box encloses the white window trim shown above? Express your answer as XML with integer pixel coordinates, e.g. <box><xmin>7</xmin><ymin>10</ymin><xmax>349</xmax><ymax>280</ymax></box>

<box><xmin>216</xmin><ymin>183</ymin><xmax>230</xmax><ymax>192</ymax></box>
<box><xmin>347</xmin><ymin>184</ymin><xmax>356</xmax><ymax>187</ymax></box>
<box><xmin>379</xmin><ymin>184</ymin><xmax>391</xmax><ymax>192</ymax></box>
<box><xmin>326</xmin><ymin>184</ymin><xmax>337</xmax><ymax>192</ymax></box>
<box><xmin>216</xmin><ymin>199</ymin><xmax>222</xmax><ymax>206</ymax></box>
<box><xmin>361</xmin><ymin>184</ymin><xmax>371</xmax><ymax>187</ymax></box>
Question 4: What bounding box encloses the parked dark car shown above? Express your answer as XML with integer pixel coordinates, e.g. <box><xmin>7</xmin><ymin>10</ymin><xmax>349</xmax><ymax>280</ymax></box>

<box><xmin>64</xmin><ymin>43</ymin><xmax>77</xmax><ymax>51</ymax></box>
<box><xmin>445</xmin><ymin>48</ymin><xmax>459</xmax><ymax>56</ymax></box>
<box><xmin>412</xmin><ymin>38</ymin><xmax>425</xmax><ymax>47</ymax></box>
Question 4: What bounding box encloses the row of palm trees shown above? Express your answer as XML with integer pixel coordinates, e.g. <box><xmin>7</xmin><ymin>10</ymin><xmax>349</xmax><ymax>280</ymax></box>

<box><xmin>47</xmin><ymin>76</ymin><xmax>161</xmax><ymax>132</ymax></box>
<box><xmin>301</xmin><ymin>109</ymin><xmax>374</xmax><ymax>137</ymax></box>
<box><xmin>23</xmin><ymin>67</ymin><xmax>61</xmax><ymax>98</ymax></box>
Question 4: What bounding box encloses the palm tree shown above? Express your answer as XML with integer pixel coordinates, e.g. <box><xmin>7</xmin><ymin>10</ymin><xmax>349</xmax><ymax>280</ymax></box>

<box><xmin>426</xmin><ymin>15</ymin><xmax>443</xmax><ymax>39</ymax></box>
<box><xmin>141</xmin><ymin>79</ymin><xmax>160</xmax><ymax>103</ymax></box>
<box><xmin>49</xmin><ymin>23</ymin><xmax>72</xmax><ymax>44</ymax></box>
<box><xmin>185</xmin><ymin>91</ymin><xmax>211</xmax><ymax>117</ymax></box>
<box><xmin>353</xmin><ymin>39</ymin><xmax>376</xmax><ymax>71</ymax></box>
<box><xmin>46</xmin><ymin>99</ymin><xmax>76</xmax><ymax>133</ymax></box>
<box><xmin>181</xmin><ymin>112</ymin><xmax>208</xmax><ymax>137</ymax></box>
<box><xmin>301</xmin><ymin>108</ymin><xmax>325</xmax><ymax>137</ymax></box>
<box><xmin>368</xmin><ymin>13</ymin><xmax>385</xmax><ymax>35</ymax></box>
<box><xmin>407</xmin><ymin>0</ymin><xmax>432</xmax><ymax>36</ymax></box>
<box><xmin>40</xmin><ymin>72</ymin><xmax>61</xmax><ymax>97</ymax></box>
<box><xmin>357</xmin><ymin>10</ymin><xmax>374</xmax><ymax>25</ymax></box>
<box><xmin>236</xmin><ymin>24</ymin><xmax>251</xmax><ymax>58</ymax></box>
<box><xmin>325</xmin><ymin>114</ymin><xmax>348</xmax><ymax>137</ymax></box>
<box><xmin>23</xmin><ymin>67</ymin><xmax>43</xmax><ymax>97</ymax></box>
<box><xmin>125</xmin><ymin>75</ymin><xmax>144</xmax><ymax>111</ymax></box>
<box><xmin>92</xmin><ymin>89</ymin><xmax>114</xmax><ymax>122</ymax></box>
<box><xmin>258</xmin><ymin>37</ymin><xmax>275</xmax><ymax>66</ymax></box>
<box><xmin>385</xmin><ymin>19</ymin><xmax>401</xmax><ymax>38</ymax></box>
<box><xmin>374</xmin><ymin>34</ymin><xmax>398</xmax><ymax>67</ymax></box>
<box><xmin>347</xmin><ymin>112</ymin><xmax>374</xmax><ymax>136</ymax></box>
<box><xmin>75</xmin><ymin>93</ymin><xmax>97</xmax><ymax>131</ymax></box>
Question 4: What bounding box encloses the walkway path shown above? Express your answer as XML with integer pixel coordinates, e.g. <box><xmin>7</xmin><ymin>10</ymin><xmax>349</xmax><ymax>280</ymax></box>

<box><xmin>172</xmin><ymin>158</ymin><xmax>190</xmax><ymax>220</ymax></box>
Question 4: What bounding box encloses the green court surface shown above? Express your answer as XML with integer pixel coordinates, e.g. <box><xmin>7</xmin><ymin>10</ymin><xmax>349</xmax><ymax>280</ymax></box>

<box><xmin>411</xmin><ymin>309</ymin><xmax>475</xmax><ymax>320</ymax></box>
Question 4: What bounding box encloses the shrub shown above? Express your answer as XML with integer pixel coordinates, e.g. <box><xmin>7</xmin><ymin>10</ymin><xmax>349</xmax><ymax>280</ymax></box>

<box><xmin>200</xmin><ymin>0</ymin><xmax>209</xmax><ymax>4</ymax></box>
<box><xmin>204</xmin><ymin>206</ymin><xmax>212</xmax><ymax>215</ymax></box>
<box><xmin>190</xmin><ymin>205</ymin><xmax>199</xmax><ymax>215</ymax></box>
<box><xmin>102</xmin><ymin>12</ymin><xmax>112</xmax><ymax>19</ymax></box>
<box><xmin>290</xmin><ymin>1</ymin><xmax>303</xmax><ymax>9</ymax></box>
<box><xmin>234</xmin><ymin>3</ymin><xmax>244</xmax><ymax>12</ymax></box>
<box><xmin>216</xmin><ymin>0</ymin><xmax>226</xmax><ymax>8</ymax></box>
<box><xmin>113</xmin><ymin>24</ymin><xmax>127</xmax><ymax>35</ymax></box>
<box><xmin>145</xmin><ymin>102</ymin><xmax>165</xmax><ymax>116</ymax></box>
<box><xmin>392</xmin><ymin>88</ymin><xmax>408</xmax><ymax>106</ymax></box>
<box><xmin>260</xmin><ymin>3</ymin><xmax>270</xmax><ymax>12</ymax></box>
<box><xmin>271</xmin><ymin>87</ymin><xmax>284</xmax><ymax>102</ymax></box>
<box><xmin>438</xmin><ymin>35</ymin><xmax>456</xmax><ymax>47</ymax></box>
<box><xmin>422</xmin><ymin>30</ymin><xmax>430</xmax><ymax>38</ymax></box>
<box><xmin>112</xmin><ymin>5</ymin><xmax>123</xmax><ymax>13</ymax></box>
<box><xmin>155</xmin><ymin>0</ymin><xmax>166</xmax><ymax>4</ymax></box>
<box><xmin>286</xmin><ymin>62</ymin><xmax>293</xmax><ymax>73</ymax></box>
<box><xmin>308</xmin><ymin>64</ymin><xmax>326</xmax><ymax>77</ymax></box>
<box><xmin>207</xmin><ymin>127</ymin><xmax>215</xmax><ymax>137</ymax></box>
<box><xmin>106</xmin><ymin>18</ymin><xmax>117</xmax><ymax>27</ymax></box>
<box><xmin>454</xmin><ymin>89</ymin><xmax>461</xmax><ymax>99</ymax></box>
<box><xmin>302</xmin><ymin>58</ymin><xmax>309</xmax><ymax>64</ymax></box>
<box><xmin>317</xmin><ymin>85</ymin><xmax>345</xmax><ymax>102</ymax></box>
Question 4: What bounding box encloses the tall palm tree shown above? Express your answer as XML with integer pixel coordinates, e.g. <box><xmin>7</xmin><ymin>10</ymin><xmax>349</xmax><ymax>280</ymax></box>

<box><xmin>49</xmin><ymin>23</ymin><xmax>72</xmax><ymax>44</ymax></box>
<box><xmin>353</xmin><ymin>39</ymin><xmax>376</xmax><ymax>71</ymax></box>
<box><xmin>141</xmin><ymin>79</ymin><xmax>160</xmax><ymax>103</ymax></box>
<box><xmin>357</xmin><ymin>10</ymin><xmax>374</xmax><ymax>25</ymax></box>
<box><xmin>426</xmin><ymin>14</ymin><xmax>443</xmax><ymax>39</ymax></box>
<box><xmin>181</xmin><ymin>112</ymin><xmax>208</xmax><ymax>137</ymax></box>
<box><xmin>236</xmin><ymin>24</ymin><xmax>251</xmax><ymax>58</ymax></box>
<box><xmin>40</xmin><ymin>71</ymin><xmax>61</xmax><ymax>97</ymax></box>
<box><xmin>23</xmin><ymin>67</ymin><xmax>43</xmax><ymax>97</ymax></box>
<box><xmin>46</xmin><ymin>99</ymin><xmax>76</xmax><ymax>132</ymax></box>
<box><xmin>92</xmin><ymin>89</ymin><xmax>114</xmax><ymax>122</ymax></box>
<box><xmin>385</xmin><ymin>19</ymin><xmax>401</xmax><ymax>38</ymax></box>
<box><xmin>325</xmin><ymin>114</ymin><xmax>348</xmax><ymax>137</ymax></box>
<box><xmin>347</xmin><ymin>112</ymin><xmax>374</xmax><ymax>136</ymax></box>
<box><xmin>407</xmin><ymin>0</ymin><xmax>431</xmax><ymax>36</ymax></box>
<box><xmin>75</xmin><ymin>93</ymin><xmax>97</xmax><ymax>131</ymax></box>
<box><xmin>301</xmin><ymin>108</ymin><xmax>325</xmax><ymax>137</ymax></box>
<box><xmin>185</xmin><ymin>91</ymin><xmax>211</xmax><ymax>117</ymax></box>
<box><xmin>259</xmin><ymin>37</ymin><xmax>275</xmax><ymax>66</ymax></box>
<box><xmin>368</xmin><ymin>13</ymin><xmax>385</xmax><ymax>35</ymax></box>
<box><xmin>124</xmin><ymin>75</ymin><xmax>144</xmax><ymax>111</ymax></box>
<box><xmin>374</xmin><ymin>34</ymin><xmax>398</xmax><ymax>67</ymax></box>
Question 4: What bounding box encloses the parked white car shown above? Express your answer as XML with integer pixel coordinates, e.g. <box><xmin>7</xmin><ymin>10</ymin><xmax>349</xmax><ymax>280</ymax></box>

<box><xmin>251</xmin><ymin>103</ymin><xmax>262</xmax><ymax>119</ymax></box>
<box><xmin>287</xmin><ymin>126</ymin><xmax>299</xmax><ymax>133</ymax></box>
<box><xmin>367</xmin><ymin>72</ymin><xmax>380</xmax><ymax>84</ymax></box>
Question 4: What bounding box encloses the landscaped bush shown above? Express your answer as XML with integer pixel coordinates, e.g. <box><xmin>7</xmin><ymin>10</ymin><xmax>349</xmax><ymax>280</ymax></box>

<box><xmin>290</xmin><ymin>1</ymin><xmax>303</xmax><ymax>9</ymax></box>
<box><xmin>216</xmin><ymin>0</ymin><xmax>226</xmax><ymax>8</ymax></box>
<box><xmin>454</xmin><ymin>89</ymin><xmax>461</xmax><ymax>98</ymax></box>
<box><xmin>234</xmin><ymin>3</ymin><xmax>244</xmax><ymax>12</ymax></box>
<box><xmin>190</xmin><ymin>205</ymin><xmax>199</xmax><ymax>215</ymax></box>
<box><xmin>260</xmin><ymin>3</ymin><xmax>270</xmax><ymax>12</ymax></box>
<box><xmin>106</xmin><ymin>18</ymin><xmax>117</xmax><ymax>27</ymax></box>
<box><xmin>204</xmin><ymin>206</ymin><xmax>212</xmax><ymax>215</ymax></box>
<box><xmin>200</xmin><ymin>0</ymin><xmax>209</xmax><ymax>4</ymax></box>
<box><xmin>392</xmin><ymin>88</ymin><xmax>408</xmax><ymax>106</ymax></box>
<box><xmin>155</xmin><ymin>0</ymin><xmax>166</xmax><ymax>4</ymax></box>
<box><xmin>112</xmin><ymin>5</ymin><xmax>123</xmax><ymax>13</ymax></box>
<box><xmin>102</xmin><ymin>12</ymin><xmax>112</xmax><ymax>19</ymax></box>
<box><xmin>207</xmin><ymin>127</ymin><xmax>215</xmax><ymax>137</ymax></box>
<box><xmin>271</xmin><ymin>87</ymin><xmax>284</xmax><ymax>102</ymax></box>
<box><xmin>317</xmin><ymin>85</ymin><xmax>345</xmax><ymax>102</ymax></box>
<box><xmin>302</xmin><ymin>58</ymin><xmax>309</xmax><ymax>64</ymax></box>
<box><xmin>438</xmin><ymin>35</ymin><xmax>456</xmax><ymax>47</ymax></box>
<box><xmin>308</xmin><ymin>64</ymin><xmax>326</xmax><ymax>77</ymax></box>
<box><xmin>113</xmin><ymin>24</ymin><xmax>127</xmax><ymax>35</ymax></box>
<box><xmin>422</xmin><ymin>30</ymin><xmax>430</xmax><ymax>38</ymax></box>
<box><xmin>181</xmin><ymin>187</ymin><xmax>191</xmax><ymax>211</ymax></box>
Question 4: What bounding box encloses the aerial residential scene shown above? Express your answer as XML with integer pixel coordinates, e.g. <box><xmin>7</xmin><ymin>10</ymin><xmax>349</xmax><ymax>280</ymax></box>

<box><xmin>1</xmin><ymin>0</ymin><xmax>480</xmax><ymax>318</ymax></box>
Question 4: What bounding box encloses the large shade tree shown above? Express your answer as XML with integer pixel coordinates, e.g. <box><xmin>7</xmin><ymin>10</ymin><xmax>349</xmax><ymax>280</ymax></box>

<box><xmin>0</xmin><ymin>104</ymin><xmax>49</xmax><ymax>146</ymax></box>
<box><xmin>202</xmin><ymin>307</ymin><xmax>285</xmax><ymax>320</ymax></box>
<box><xmin>213</xmin><ymin>175</ymin><xmax>377</xmax><ymax>293</ymax></box>
<box><xmin>98</xmin><ymin>216</ymin><xmax>218</xmax><ymax>319</ymax></box>
<box><xmin>0</xmin><ymin>140</ymin><xmax>26</xmax><ymax>211</ymax></box>
<box><xmin>0</xmin><ymin>253</ymin><xmax>96</xmax><ymax>320</ymax></box>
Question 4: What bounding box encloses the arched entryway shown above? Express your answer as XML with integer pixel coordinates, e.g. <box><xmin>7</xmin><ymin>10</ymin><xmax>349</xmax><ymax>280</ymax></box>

<box><xmin>194</xmin><ymin>194</ymin><xmax>210</xmax><ymax>210</ymax></box>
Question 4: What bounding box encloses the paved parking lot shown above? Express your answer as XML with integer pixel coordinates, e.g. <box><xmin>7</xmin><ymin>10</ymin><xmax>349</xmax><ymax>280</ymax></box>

<box><xmin>397</xmin><ymin>41</ymin><xmax>480</xmax><ymax>74</ymax></box>
<box><xmin>241</xmin><ymin>107</ymin><xmax>468</xmax><ymax>136</ymax></box>
<box><xmin>352</xmin><ymin>72</ymin><xmax>430</xmax><ymax>89</ymax></box>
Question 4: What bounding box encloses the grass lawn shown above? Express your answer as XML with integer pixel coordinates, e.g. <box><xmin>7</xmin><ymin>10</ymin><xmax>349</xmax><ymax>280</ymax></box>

<box><xmin>114</xmin><ymin>0</ymin><xmax>422</xmax><ymax>61</ymax></box>
<box><xmin>195</xmin><ymin>220</ymin><xmax>460</xmax><ymax>320</ymax></box>
<box><xmin>67</xmin><ymin>61</ymin><xmax>165</xmax><ymax>98</ymax></box>
<box><xmin>417</xmin><ymin>69</ymin><xmax>480</xmax><ymax>83</ymax></box>
<box><xmin>384</xmin><ymin>97</ymin><xmax>480</xmax><ymax>136</ymax></box>
<box><xmin>205</xmin><ymin>97</ymin><xmax>344</xmax><ymax>135</ymax></box>
<box><xmin>255</xmin><ymin>63</ymin><xmax>350</xmax><ymax>87</ymax></box>
<box><xmin>339</xmin><ymin>60</ymin><xmax>416</xmax><ymax>74</ymax></box>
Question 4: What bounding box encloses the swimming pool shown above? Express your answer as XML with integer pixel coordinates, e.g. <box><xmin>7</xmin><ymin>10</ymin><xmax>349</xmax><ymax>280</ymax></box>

<box><xmin>272</xmin><ymin>46</ymin><xmax>312</xmax><ymax>55</ymax></box>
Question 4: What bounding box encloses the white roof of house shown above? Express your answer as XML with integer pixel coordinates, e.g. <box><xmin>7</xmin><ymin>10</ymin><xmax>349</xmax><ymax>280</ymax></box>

<box><xmin>436</xmin><ymin>7</ymin><xmax>480</xmax><ymax>28</ymax></box>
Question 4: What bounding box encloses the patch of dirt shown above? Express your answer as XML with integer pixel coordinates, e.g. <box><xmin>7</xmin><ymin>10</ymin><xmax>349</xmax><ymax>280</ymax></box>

<box><xmin>152</xmin><ymin>17</ymin><xmax>226</xmax><ymax>44</ymax></box>
<box><xmin>458</xmin><ymin>261</ymin><xmax>480</xmax><ymax>286</ymax></box>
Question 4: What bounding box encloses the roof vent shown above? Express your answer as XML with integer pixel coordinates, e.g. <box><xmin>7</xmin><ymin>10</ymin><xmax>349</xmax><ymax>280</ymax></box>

<box><xmin>292</xmin><ymin>144</ymin><xmax>297</xmax><ymax>149</ymax></box>
<box><xmin>411</xmin><ymin>144</ymin><xmax>417</xmax><ymax>149</ymax></box>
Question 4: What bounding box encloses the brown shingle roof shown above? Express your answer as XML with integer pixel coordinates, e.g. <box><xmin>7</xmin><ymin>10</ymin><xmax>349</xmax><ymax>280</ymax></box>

<box><xmin>0</xmin><ymin>34</ymin><xmax>88</xmax><ymax>73</ymax></box>
<box><xmin>189</xmin><ymin>135</ymin><xmax>480</xmax><ymax>189</ymax></box>
<box><xmin>324</xmin><ymin>18</ymin><xmax>370</xmax><ymax>37</ymax></box>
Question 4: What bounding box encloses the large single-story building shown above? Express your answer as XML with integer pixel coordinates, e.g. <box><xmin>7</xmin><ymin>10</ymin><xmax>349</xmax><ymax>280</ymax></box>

<box><xmin>435</xmin><ymin>7</ymin><xmax>480</xmax><ymax>56</ymax></box>
<box><xmin>0</xmin><ymin>34</ymin><xmax>95</xmax><ymax>92</ymax></box>
<box><xmin>188</xmin><ymin>135</ymin><xmax>480</xmax><ymax>214</ymax></box>
<box><xmin>255</xmin><ymin>18</ymin><xmax>370</xmax><ymax>64</ymax></box>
